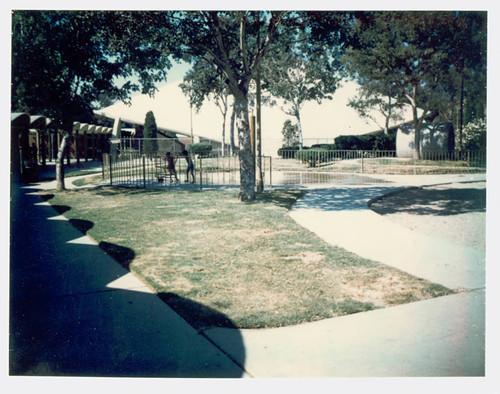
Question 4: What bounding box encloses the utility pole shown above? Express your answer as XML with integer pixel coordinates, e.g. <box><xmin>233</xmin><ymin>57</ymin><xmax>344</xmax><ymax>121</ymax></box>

<box><xmin>255</xmin><ymin>12</ymin><xmax>264</xmax><ymax>192</ymax></box>
<box><xmin>190</xmin><ymin>104</ymin><xmax>194</xmax><ymax>143</ymax></box>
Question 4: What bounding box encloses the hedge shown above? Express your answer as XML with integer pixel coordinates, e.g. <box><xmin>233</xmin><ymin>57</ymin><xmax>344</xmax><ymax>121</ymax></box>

<box><xmin>334</xmin><ymin>134</ymin><xmax>395</xmax><ymax>151</ymax></box>
<box><xmin>296</xmin><ymin>149</ymin><xmax>337</xmax><ymax>167</ymax></box>
<box><xmin>187</xmin><ymin>143</ymin><xmax>213</xmax><ymax>156</ymax></box>
<box><xmin>277</xmin><ymin>146</ymin><xmax>300</xmax><ymax>159</ymax></box>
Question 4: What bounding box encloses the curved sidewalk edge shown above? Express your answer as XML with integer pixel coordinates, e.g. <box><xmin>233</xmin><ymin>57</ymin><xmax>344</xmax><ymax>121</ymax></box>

<box><xmin>288</xmin><ymin>175</ymin><xmax>486</xmax><ymax>290</ymax></box>
<box><xmin>204</xmin><ymin>174</ymin><xmax>486</xmax><ymax>378</ymax></box>
<box><xmin>11</xmin><ymin>173</ymin><xmax>487</xmax><ymax>378</ymax></box>
<box><xmin>205</xmin><ymin>289</ymin><xmax>485</xmax><ymax>377</ymax></box>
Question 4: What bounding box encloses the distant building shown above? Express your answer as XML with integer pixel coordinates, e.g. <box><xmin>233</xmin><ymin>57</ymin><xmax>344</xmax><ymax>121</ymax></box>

<box><xmin>396</xmin><ymin>122</ymin><xmax>455</xmax><ymax>158</ymax></box>
<box><xmin>98</xmin><ymin>114</ymin><xmax>226</xmax><ymax>155</ymax></box>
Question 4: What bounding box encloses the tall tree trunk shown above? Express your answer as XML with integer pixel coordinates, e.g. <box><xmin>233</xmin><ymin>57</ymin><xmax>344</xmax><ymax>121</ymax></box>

<box><xmin>230</xmin><ymin>102</ymin><xmax>236</xmax><ymax>155</ymax></box>
<box><xmin>221</xmin><ymin>118</ymin><xmax>226</xmax><ymax>156</ymax></box>
<box><xmin>458</xmin><ymin>72</ymin><xmax>465</xmax><ymax>152</ymax></box>
<box><xmin>296</xmin><ymin>111</ymin><xmax>304</xmax><ymax>150</ymax></box>
<box><xmin>56</xmin><ymin>133</ymin><xmax>70</xmax><ymax>191</ymax></box>
<box><xmin>256</xmin><ymin>64</ymin><xmax>263</xmax><ymax>193</ymax></box>
<box><xmin>233</xmin><ymin>93</ymin><xmax>255</xmax><ymax>201</ymax></box>
<box><xmin>409</xmin><ymin>85</ymin><xmax>421</xmax><ymax>160</ymax></box>
<box><xmin>384</xmin><ymin>97</ymin><xmax>391</xmax><ymax>135</ymax></box>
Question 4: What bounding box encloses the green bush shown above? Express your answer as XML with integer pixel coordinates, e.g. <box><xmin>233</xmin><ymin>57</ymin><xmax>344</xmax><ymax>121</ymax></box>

<box><xmin>143</xmin><ymin>111</ymin><xmax>159</xmax><ymax>154</ymax></box>
<box><xmin>187</xmin><ymin>143</ymin><xmax>213</xmax><ymax>157</ymax></box>
<box><xmin>277</xmin><ymin>146</ymin><xmax>300</xmax><ymax>159</ymax></box>
<box><xmin>334</xmin><ymin>134</ymin><xmax>395</xmax><ymax>151</ymax></box>
<box><xmin>296</xmin><ymin>148</ymin><xmax>336</xmax><ymax>167</ymax></box>
<box><xmin>373</xmin><ymin>134</ymin><xmax>396</xmax><ymax>150</ymax></box>
<box><xmin>312</xmin><ymin>144</ymin><xmax>336</xmax><ymax>150</ymax></box>
<box><xmin>462</xmin><ymin>118</ymin><xmax>486</xmax><ymax>151</ymax></box>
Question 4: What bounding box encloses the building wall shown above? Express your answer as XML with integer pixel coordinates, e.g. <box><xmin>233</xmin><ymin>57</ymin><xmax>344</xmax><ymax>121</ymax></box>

<box><xmin>396</xmin><ymin>123</ymin><xmax>455</xmax><ymax>158</ymax></box>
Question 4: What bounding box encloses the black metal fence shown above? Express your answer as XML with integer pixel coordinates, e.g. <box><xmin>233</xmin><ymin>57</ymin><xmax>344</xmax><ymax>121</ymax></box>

<box><xmin>102</xmin><ymin>152</ymin><xmax>273</xmax><ymax>189</ymax></box>
<box><xmin>101</xmin><ymin>148</ymin><xmax>485</xmax><ymax>190</ymax></box>
<box><xmin>274</xmin><ymin>149</ymin><xmax>486</xmax><ymax>175</ymax></box>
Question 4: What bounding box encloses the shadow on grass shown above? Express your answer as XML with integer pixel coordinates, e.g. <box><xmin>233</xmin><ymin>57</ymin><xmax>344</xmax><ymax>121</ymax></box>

<box><xmin>251</xmin><ymin>189</ymin><xmax>307</xmax><ymax>209</ymax></box>
<box><xmin>50</xmin><ymin>205</ymin><xmax>71</xmax><ymax>215</ymax></box>
<box><xmin>56</xmin><ymin>206</ymin><xmax>235</xmax><ymax>331</ymax></box>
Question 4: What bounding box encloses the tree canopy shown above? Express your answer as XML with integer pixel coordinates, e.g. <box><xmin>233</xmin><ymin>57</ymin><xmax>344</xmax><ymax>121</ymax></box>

<box><xmin>12</xmin><ymin>11</ymin><xmax>172</xmax><ymax>130</ymax></box>
<box><xmin>161</xmin><ymin>11</ymin><xmax>347</xmax><ymax>200</ymax></box>
<box><xmin>343</xmin><ymin>11</ymin><xmax>487</xmax><ymax>157</ymax></box>
<box><xmin>262</xmin><ymin>37</ymin><xmax>344</xmax><ymax>148</ymax></box>
<box><xmin>12</xmin><ymin>10</ymin><xmax>174</xmax><ymax>190</ymax></box>
<box><xmin>12</xmin><ymin>10</ymin><xmax>487</xmax><ymax>194</ymax></box>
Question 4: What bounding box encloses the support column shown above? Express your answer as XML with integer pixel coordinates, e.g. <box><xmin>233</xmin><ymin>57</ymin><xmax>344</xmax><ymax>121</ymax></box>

<box><xmin>92</xmin><ymin>133</ymin><xmax>96</xmax><ymax>160</ymax></box>
<box><xmin>75</xmin><ymin>130</ymin><xmax>80</xmax><ymax>165</ymax></box>
<box><xmin>84</xmin><ymin>131</ymin><xmax>88</xmax><ymax>162</ymax></box>
<box><xmin>110</xmin><ymin>117</ymin><xmax>121</xmax><ymax>155</ymax></box>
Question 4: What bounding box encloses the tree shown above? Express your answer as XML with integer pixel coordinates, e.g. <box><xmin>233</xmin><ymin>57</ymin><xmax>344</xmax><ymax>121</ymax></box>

<box><xmin>462</xmin><ymin>117</ymin><xmax>486</xmax><ymax>151</ymax></box>
<box><xmin>262</xmin><ymin>34</ymin><xmax>343</xmax><ymax>149</ymax></box>
<box><xmin>11</xmin><ymin>11</ymin><xmax>173</xmax><ymax>190</ymax></box>
<box><xmin>344</xmin><ymin>11</ymin><xmax>475</xmax><ymax>159</ymax></box>
<box><xmin>180</xmin><ymin>60</ymin><xmax>232</xmax><ymax>155</ymax></box>
<box><xmin>444</xmin><ymin>12</ymin><xmax>487</xmax><ymax>151</ymax></box>
<box><xmin>281</xmin><ymin>120</ymin><xmax>300</xmax><ymax>147</ymax></box>
<box><xmin>13</xmin><ymin>11</ymin><xmax>352</xmax><ymax>199</ymax></box>
<box><xmin>165</xmin><ymin>11</ymin><xmax>297</xmax><ymax>201</ymax></box>
<box><xmin>347</xmin><ymin>81</ymin><xmax>405</xmax><ymax>134</ymax></box>
<box><xmin>161</xmin><ymin>11</ymin><xmax>354</xmax><ymax>200</ymax></box>
<box><xmin>143</xmin><ymin>111</ymin><xmax>159</xmax><ymax>153</ymax></box>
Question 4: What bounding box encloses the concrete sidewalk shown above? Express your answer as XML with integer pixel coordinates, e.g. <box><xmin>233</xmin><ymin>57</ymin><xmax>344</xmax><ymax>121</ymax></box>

<box><xmin>204</xmin><ymin>174</ymin><xmax>486</xmax><ymax>377</ymax></box>
<box><xmin>9</xmin><ymin>182</ymin><xmax>247</xmax><ymax>377</ymax></box>
<box><xmin>9</xmin><ymin>173</ymin><xmax>486</xmax><ymax>378</ymax></box>
<box><xmin>288</xmin><ymin>176</ymin><xmax>486</xmax><ymax>290</ymax></box>
<box><xmin>206</xmin><ymin>290</ymin><xmax>485</xmax><ymax>377</ymax></box>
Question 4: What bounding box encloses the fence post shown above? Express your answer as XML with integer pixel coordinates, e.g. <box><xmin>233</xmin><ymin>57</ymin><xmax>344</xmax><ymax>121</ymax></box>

<box><xmin>142</xmin><ymin>155</ymin><xmax>146</xmax><ymax>188</ymax></box>
<box><xmin>199</xmin><ymin>155</ymin><xmax>203</xmax><ymax>190</ymax></box>
<box><xmin>269</xmin><ymin>156</ymin><xmax>273</xmax><ymax>190</ymax></box>
<box><xmin>109</xmin><ymin>154</ymin><xmax>113</xmax><ymax>186</ymax></box>
<box><xmin>361</xmin><ymin>151</ymin><xmax>364</xmax><ymax>173</ymax></box>
<box><xmin>102</xmin><ymin>154</ymin><xmax>105</xmax><ymax>180</ymax></box>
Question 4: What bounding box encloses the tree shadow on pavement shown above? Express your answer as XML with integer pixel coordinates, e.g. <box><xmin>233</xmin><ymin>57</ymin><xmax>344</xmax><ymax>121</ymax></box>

<box><xmin>294</xmin><ymin>187</ymin><xmax>398</xmax><ymax>212</ymax></box>
<box><xmin>159</xmin><ymin>293</ymin><xmax>240</xmax><ymax>330</ymax></box>
<box><xmin>370</xmin><ymin>187</ymin><xmax>486</xmax><ymax>216</ymax></box>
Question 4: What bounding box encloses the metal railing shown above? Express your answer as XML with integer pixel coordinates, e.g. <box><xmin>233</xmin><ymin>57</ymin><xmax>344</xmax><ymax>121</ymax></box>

<box><xmin>101</xmin><ymin>148</ymin><xmax>485</xmax><ymax>190</ymax></box>
<box><xmin>274</xmin><ymin>149</ymin><xmax>486</xmax><ymax>175</ymax></box>
<box><xmin>102</xmin><ymin>152</ymin><xmax>273</xmax><ymax>189</ymax></box>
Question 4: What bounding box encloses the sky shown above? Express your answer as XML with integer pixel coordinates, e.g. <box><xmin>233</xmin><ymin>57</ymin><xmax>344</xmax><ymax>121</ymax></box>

<box><xmin>97</xmin><ymin>60</ymin><xmax>419</xmax><ymax>156</ymax></box>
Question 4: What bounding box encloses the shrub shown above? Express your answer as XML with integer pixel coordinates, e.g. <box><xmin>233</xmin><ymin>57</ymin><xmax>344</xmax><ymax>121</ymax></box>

<box><xmin>187</xmin><ymin>142</ymin><xmax>213</xmax><ymax>157</ymax></box>
<box><xmin>311</xmin><ymin>143</ymin><xmax>336</xmax><ymax>150</ymax></box>
<box><xmin>143</xmin><ymin>111</ymin><xmax>159</xmax><ymax>154</ymax></box>
<box><xmin>277</xmin><ymin>146</ymin><xmax>300</xmax><ymax>159</ymax></box>
<box><xmin>373</xmin><ymin>134</ymin><xmax>396</xmax><ymax>150</ymax></box>
<box><xmin>296</xmin><ymin>148</ymin><xmax>335</xmax><ymax>167</ymax></box>
<box><xmin>462</xmin><ymin>118</ymin><xmax>486</xmax><ymax>151</ymax></box>
<box><xmin>334</xmin><ymin>134</ymin><xmax>395</xmax><ymax>151</ymax></box>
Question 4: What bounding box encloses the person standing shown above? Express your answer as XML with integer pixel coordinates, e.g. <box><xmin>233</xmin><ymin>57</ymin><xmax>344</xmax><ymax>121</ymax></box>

<box><xmin>166</xmin><ymin>152</ymin><xmax>179</xmax><ymax>183</ymax></box>
<box><xmin>181</xmin><ymin>150</ymin><xmax>195</xmax><ymax>183</ymax></box>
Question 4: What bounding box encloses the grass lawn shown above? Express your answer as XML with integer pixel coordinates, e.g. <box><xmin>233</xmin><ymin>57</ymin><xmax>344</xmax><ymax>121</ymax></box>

<box><xmin>71</xmin><ymin>174</ymin><xmax>103</xmax><ymax>187</ymax></box>
<box><xmin>41</xmin><ymin>186</ymin><xmax>453</xmax><ymax>329</ymax></box>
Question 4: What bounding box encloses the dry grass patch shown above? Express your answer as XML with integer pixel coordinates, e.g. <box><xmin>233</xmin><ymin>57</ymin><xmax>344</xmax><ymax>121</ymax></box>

<box><xmin>42</xmin><ymin>186</ymin><xmax>453</xmax><ymax>329</ymax></box>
